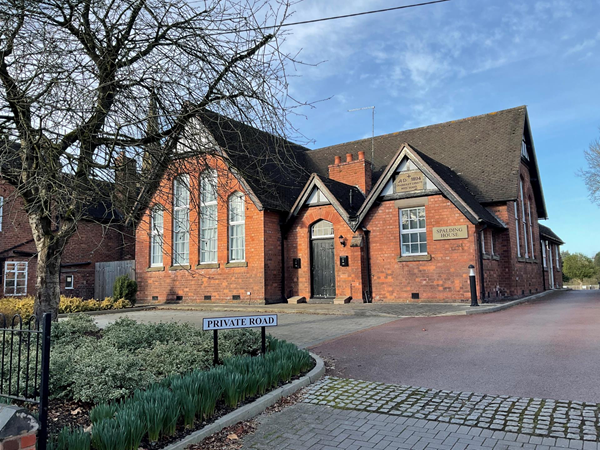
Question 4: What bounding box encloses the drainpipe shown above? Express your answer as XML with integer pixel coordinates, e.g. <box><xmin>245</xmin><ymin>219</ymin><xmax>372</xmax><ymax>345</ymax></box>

<box><xmin>361</xmin><ymin>227</ymin><xmax>373</xmax><ymax>303</ymax></box>
<box><xmin>279</xmin><ymin>219</ymin><xmax>286</xmax><ymax>303</ymax></box>
<box><xmin>477</xmin><ymin>224</ymin><xmax>487</xmax><ymax>303</ymax></box>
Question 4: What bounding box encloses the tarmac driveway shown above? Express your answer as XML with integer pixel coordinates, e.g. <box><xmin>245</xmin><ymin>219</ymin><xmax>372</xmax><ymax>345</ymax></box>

<box><xmin>311</xmin><ymin>290</ymin><xmax>600</xmax><ymax>402</ymax></box>
<box><xmin>91</xmin><ymin>309</ymin><xmax>396</xmax><ymax>348</ymax></box>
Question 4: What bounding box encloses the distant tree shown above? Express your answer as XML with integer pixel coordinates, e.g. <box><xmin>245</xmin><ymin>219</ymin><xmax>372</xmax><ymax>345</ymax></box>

<box><xmin>562</xmin><ymin>252</ymin><xmax>599</xmax><ymax>283</ymax></box>
<box><xmin>582</xmin><ymin>131</ymin><xmax>600</xmax><ymax>205</ymax></box>
<box><xmin>594</xmin><ymin>252</ymin><xmax>600</xmax><ymax>269</ymax></box>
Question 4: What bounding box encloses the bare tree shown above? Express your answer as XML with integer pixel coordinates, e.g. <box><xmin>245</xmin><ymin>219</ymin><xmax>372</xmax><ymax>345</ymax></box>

<box><xmin>582</xmin><ymin>133</ymin><xmax>600</xmax><ymax>206</ymax></box>
<box><xmin>0</xmin><ymin>0</ymin><xmax>307</xmax><ymax>318</ymax></box>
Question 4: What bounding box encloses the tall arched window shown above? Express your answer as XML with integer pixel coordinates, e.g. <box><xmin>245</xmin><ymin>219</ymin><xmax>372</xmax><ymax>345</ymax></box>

<box><xmin>200</xmin><ymin>170</ymin><xmax>218</xmax><ymax>263</ymax></box>
<box><xmin>228</xmin><ymin>192</ymin><xmax>245</xmax><ymax>262</ymax></box>
<box><xmin>520</xmin><ymin>178</ymin><xmax>528</xmax><ymax>258</ymax></box>
<box><xmin>150</xmin><ymin>206</ymin><xmax>164</xmax><ymax>267</ymax></box>
<box><xmin>173</xmin><ymin>174</ymin><xmax>190</xmax><ymax>265</ymax></box>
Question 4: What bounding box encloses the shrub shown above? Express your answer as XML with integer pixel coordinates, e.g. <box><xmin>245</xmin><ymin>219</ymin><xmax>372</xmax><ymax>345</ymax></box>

<box><xmin>51</xmin><ymin>314</ymin><xmax>99</xmax><ymax>342</ymax></box>
<box><xmin>48</xmin><ymin>426</ymin><xmax>91</xmax><ymax>450</ymax></box>
<box><xmin>0</xmin><ymin>296</ymin><xmax>35</xmax><ymax>322</ymax></box>
<box><xmin>113</xmin><ymin>275</ymin><xmax>138</xmax><ymax>305</ymax></box>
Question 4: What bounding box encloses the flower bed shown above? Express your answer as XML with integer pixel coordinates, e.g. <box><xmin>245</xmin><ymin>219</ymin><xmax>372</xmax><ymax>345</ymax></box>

<box><xmin>0</xmin><ymin>315</ymin><xmax>313</xmax><ymax>450</ymax></box>
<box><xmin>0</xmin><ymin>296</ymin><xmax>131</xmax><ymax>321</ymax></box>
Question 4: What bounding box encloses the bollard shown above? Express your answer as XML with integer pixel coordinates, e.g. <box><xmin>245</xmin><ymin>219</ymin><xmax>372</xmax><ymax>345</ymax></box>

<box><xmin>469</xmin><ymin>264</ymin><xmax>479</xmax><ymax>307</ymax></box>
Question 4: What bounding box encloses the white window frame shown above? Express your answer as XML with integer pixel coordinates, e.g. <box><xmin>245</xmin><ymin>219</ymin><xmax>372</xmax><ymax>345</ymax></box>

<box><xmin>0</xmin><ymin>196</ymin><xmax>3</xmax><ymax>232</ymax></box>
<box><xmin>481</xmin><ymin>230</ymin><xmax>486</xmax><ymax>254</ymax></box>
<box><xmin>490</xmin><ymin>230</ymin><xmax>495</xmax><ymax>256</ymax></box>
<box><xmin>521</xmin><ymin>138</ymin><xmax>529</xmax><ymax>160</ymax></box>
<box><xmin>528</xmin><ymin>201</ymin><xmax>534</xmax><ymax>259</ymax></box>
<box><xmin>400</xmin><ymin>207</ymin><xmax>427</xmax><ymax>256</ymax></box>
<box><xmin>200</xmin><ymin>170</ymin><xmax>218</xmax><ymax>264</ymax></box>
<box><xmin>520</xmin><ymin>180</ymin><xmax>528</xmax><ymax>258</ymax></box>
<box><xmin>542</xmin><ymin>240</ymin><xmax>547</xmax><ymax>268</ymax></box>
<box><xmin>4</xmin><ymin>261</ymin><xmax>28</xmax><ymax>296</ymax></box>
<box><xmin>311</xmin><ymin>220</ymin><xmax>334</xmax><ymax>239</ymax></box>
<box><xmin>173</xmin><ymin>175</ymin><xmax>190</xmax><ymax>266</ymax></box>
<box><xmin>555</xmin><ymin>246</ymin><xmax>560</xmax><ymax>271</ymax></box>
<box><xmin>514</xmin><ymin>202</ymin><xmax>521</xmax><ymax>257</ymax></box>
<box><xmin>228</xmin><ymin>192</ymin><xmax>245</xmax><ymax>262</ymax></box>
<box><xmin>65</xmin><ymin>274</ymin><xmax>74</xmax><ymax>290</ymax></box>
<box><xmin>150</xmin><ymin>206</ymin><xmax>164</xmax><ymax>267</ymax></box>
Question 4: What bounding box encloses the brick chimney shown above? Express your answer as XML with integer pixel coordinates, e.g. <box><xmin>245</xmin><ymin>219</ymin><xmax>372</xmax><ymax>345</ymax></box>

<box><xmin>328</xmin><ymin>151</ymin><xmax>372</xmax><ymax>195</ymax></box>
<box><xmin>115</xmin><ymin>151</ymin><xmax>138</xmax><ymax>216</ymax></box>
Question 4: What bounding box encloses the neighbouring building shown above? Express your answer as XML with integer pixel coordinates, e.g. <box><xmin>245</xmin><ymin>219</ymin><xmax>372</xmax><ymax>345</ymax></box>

<box><xmin>135</xmin><ymin>106</ymin><xmax>564</xmax><ymax>305</ymax></box>
<box><xmin>0</xmin><ymin>180</ymin><xmax>135</xmax><ymax>299</ymax></box>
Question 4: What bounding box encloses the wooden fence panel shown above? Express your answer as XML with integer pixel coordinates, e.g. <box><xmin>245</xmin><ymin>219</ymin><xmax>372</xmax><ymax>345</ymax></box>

<box><xmin>94</xmin><ymin>260</ymin><xmax>135</xmax><ymax>299</ymax></box>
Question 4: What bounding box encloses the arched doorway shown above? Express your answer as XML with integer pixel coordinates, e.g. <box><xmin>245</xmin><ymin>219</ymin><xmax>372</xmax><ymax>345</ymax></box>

<box><xmin>311</xmin><ymin>220</ymin><xmax>336</xmax><ymax>298</ymax></box>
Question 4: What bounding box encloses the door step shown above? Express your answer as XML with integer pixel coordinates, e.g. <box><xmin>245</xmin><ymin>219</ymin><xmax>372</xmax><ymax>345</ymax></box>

<box><xmin>308</xmin><ymin>298</ymin><xmax>334</xmax><ymax>304</ymax></box>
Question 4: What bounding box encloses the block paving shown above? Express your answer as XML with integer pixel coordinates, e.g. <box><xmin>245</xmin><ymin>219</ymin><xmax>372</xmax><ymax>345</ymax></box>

<box><xmin>241</xmin><ymin>403</ymin><xmax>600</xmax><ymax>450</ymax></box>
<box><xmin>303</xmin><ymin>378</ymin><xmax>600</xmax><ymax>441</ymax></box>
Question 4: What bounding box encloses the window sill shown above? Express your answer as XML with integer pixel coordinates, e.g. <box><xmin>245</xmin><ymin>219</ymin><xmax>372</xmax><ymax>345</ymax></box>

<box><xmin>492</xmin><ymin>255</ymin><xmax>500</xmax><ymax>261</ymax></box>
<box><xmin>482</xmin><ymin>253</ymin><xmax>491</xmax><ymax>260</ymax></box>
<box><xmin>169</xmin><ymin>265</ymin><xmax>191</xmax><ymax>271</ymax></box>
<box><xmin>147</xmin><ymin>266</ymin><xmax>165</xmax><ymax>272</ymax></box>
<box><xmin>225</xmin><ymin>261</ymin><xmax>248</xmax><ymax>268</ymax></box>
<box><xmin>517</xmin><ymin>257</ymin><xmax>537</xmax><ymax>264</ymax></box>
<box><xmin>196</xmin><ymin>263</ymin><xmax>220</xmax><ymax>269</ymax></box>
<box><xmin>397</xmin><ymin>254</ymin><xmax>431</xmax><ymax>262</ymax></box>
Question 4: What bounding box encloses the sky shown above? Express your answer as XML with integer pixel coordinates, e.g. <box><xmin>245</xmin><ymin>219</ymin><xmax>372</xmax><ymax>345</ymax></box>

<box><xmin>277</xmin><ymin>0</ymin><xmax>600</xmax><ymax>256</ymax></box>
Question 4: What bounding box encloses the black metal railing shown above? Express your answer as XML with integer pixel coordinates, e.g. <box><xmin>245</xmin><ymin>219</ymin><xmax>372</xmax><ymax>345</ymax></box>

<box><xmin>0</xmin><ymin>313</ymin><xmax>51</xmax><ymax>450</ymax></box>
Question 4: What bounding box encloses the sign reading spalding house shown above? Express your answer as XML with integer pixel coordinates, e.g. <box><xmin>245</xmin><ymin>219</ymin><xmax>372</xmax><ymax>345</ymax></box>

<box><xmin>433</xmin><ymin>226</ymin><xmax>469</xmax><ymax>240</ymax></box>
<box><xmin>394</xmin><ymin>170</ymin><xmax>425</xmax><ymax>193</ymax></box>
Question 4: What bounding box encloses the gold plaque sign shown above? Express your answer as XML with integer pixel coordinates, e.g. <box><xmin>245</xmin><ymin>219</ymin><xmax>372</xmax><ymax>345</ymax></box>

<box><xmin>433</xmin><ymin>226</ymin><xmax>469</xmax><ymax>241</ymax></box>
<box><xmin>394</xmin><ymin>170</ymin><xmax>425</xmax><ymax>193</ymax></box>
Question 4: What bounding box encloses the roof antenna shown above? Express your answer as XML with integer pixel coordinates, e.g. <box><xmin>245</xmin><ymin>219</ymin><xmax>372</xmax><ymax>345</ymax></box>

<box><xmin>348</xmin><ymin>106</ymin><xmax>375</xmax><ymax>170</ymax></box>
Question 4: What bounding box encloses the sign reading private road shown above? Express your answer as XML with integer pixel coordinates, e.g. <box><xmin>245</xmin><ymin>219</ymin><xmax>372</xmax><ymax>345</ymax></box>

<box><xmin>433</xmin><ymin>225</ymin><xmax>469</xmax><ymax>240</ymax></box>
<box><xmin>203</xmin><ymin>314</ymin><xmax>278</xmax><ymax>331</ymax></box>
<box><xmin>394</xmin><ymin>170</ymin><xmax>425</xmax><ymax>193</ymax></box>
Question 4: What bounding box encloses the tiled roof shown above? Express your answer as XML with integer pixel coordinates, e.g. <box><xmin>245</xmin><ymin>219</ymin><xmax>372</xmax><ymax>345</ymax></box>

<box><xmin>539</xmin><ymin>223</ymin><xmax>564</xmax><ymax>244</ymax></box>
<box><xmin>305</xmin><ymin>106</ymin><xmax>532</xmax><ymax>207</ymax></box>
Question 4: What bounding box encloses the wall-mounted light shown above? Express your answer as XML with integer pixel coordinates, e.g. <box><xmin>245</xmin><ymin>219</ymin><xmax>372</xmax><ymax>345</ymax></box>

<box><xmin>339</xmin><ymin>235</ymin><xmax>346</xmax><ymax>247</ymax></box>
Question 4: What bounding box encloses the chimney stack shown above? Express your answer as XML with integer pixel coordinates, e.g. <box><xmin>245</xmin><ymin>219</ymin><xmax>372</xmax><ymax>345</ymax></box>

<box><xmin>328</xmin><ymin>152</ymin><xmax>372</xmax><ymax>195</ymax></box>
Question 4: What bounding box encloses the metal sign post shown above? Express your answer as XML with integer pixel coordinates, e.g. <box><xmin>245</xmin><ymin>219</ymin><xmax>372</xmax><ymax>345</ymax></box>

<box><xmin>203</xmin><ymin>314</ymin><xmax>278</xmax><ymax>365</ymax></box>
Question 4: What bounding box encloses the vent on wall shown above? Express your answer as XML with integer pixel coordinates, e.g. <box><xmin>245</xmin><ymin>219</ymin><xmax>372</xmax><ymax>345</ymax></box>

<box><xmin>411</xmin><ymin>293</ymin><xmax>419</xmax><ymax>300</ymax></box>
<box><xmin>204</xmin><ymin>295</ymin><xmax>211</xmax><ymax>301</ymax></box>
<box><xmin>152</xmin><ymin>296</ymin><xmax>158</xmax><ymax>302</ymax></box>
<box><xmin>232</xmin><ymin>295</ymin><xmax>241</xmax><ymax>301</ymax></box>
<box><xmin>176</xmin><ymin>295</ymin><xmax>183</xmax><ymax>302</ymax></box>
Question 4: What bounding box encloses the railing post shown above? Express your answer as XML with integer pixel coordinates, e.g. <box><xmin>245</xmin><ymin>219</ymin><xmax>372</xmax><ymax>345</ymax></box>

<box><xmin>37</xmin><ymin>313</ymin><xmax>52</xmax><ymax>450</ymax></box>
<box><xmin>213</xmin><ymin>329</ymin><xmax>219</xmax><ymax>366</ymax></box>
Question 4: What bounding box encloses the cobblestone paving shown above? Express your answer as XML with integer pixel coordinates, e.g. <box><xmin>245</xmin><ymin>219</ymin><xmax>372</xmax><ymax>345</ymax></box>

<box><xmin>242</xmin><ymin>403</ymin><xmax>599</xmax><ymax>450</ymax></box>
<box><xmin>304</xmin><ymin>378</ymin><xmax>600</xmax><ymax>441</ymax></box>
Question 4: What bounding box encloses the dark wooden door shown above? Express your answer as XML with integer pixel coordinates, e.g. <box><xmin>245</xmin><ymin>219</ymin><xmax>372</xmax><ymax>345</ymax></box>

<box><xmin>311</xmin><ymin>239</ymin><xmax>336</xmax><ymax>298</ymax></box>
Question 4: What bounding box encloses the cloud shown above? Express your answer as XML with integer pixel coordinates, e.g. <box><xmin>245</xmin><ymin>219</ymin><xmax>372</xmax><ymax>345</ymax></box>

<box><xmin>566</xmin><ymin>31</ymin><xmax>600</xmax><ymax>56</ymax></box>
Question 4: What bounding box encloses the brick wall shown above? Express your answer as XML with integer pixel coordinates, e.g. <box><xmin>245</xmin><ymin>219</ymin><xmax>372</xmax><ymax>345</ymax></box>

<box><xmin>0</xmin><ymin>181</ymin><xmax>135</xmax><ymax>299</ymax></box>
<box><xmin>365</xmin><ymin>195</ymin><xmax>477</xmax><ymax>302</ymax></box>
<box><xmin>135</xmin><ymin>156</ymin><xmax>281</xmax><ymax>304</ymax></box>
<box><xmin>284</xmin><ymin>205</ymin><xmax>366</xmax><ymax>301</ymax></box>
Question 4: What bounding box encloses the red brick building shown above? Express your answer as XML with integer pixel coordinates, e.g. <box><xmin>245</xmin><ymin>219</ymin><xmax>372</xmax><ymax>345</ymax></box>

<box><xmin>136</xmin><ymin>106</ymin><xmax>563</xmax><ymax>304</ymax></box>
<box><xmin>0</xmin><ymin>181</ymin><xmax>135</xmax><ymax>299</ymax></box>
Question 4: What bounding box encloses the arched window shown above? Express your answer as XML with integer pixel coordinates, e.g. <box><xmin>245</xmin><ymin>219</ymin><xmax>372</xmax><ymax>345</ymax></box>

<box><xmin>150</xmin><ymin>206</ymin><xmax>164</xmax><ymax>267</ymax></box>
<box><xmin>228</xmin><ymin>192</ymin><xmax>245</xmax><ymax>262</ymax></box>
<box><xmin>200</xmin><ymin>170</ymin><xmax>218</xmax><ymax>263</ymax></box>
<box><xmin>173</xmin><ymin>174</ymin><xmax>190</xmax><ymax>265</ymax></box>
<box><xmin>311</xmin><ymin>220</ymin><xmax>334</xmax><ymax>239</ymax></box>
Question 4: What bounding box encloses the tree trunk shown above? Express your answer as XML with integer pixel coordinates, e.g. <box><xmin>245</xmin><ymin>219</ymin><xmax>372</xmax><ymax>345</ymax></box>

<box><xmin>29</xmin><ymin>214</ymin><xmax>65</xmax><ymax>321</ymax></box>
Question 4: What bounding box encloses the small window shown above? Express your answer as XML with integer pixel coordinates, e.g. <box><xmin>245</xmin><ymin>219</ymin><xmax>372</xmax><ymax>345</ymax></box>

<box><xmin>490</xmin><ymin>230</ymin><xmax>495</xmax><ymax>256</ymax></box>
<box><xmin>4</xmin><ymin>261</ymin><xmax>27</xmax><ymax>296</ymax></box>
<box><xmin>65</xmin><ymin>275</ymin><xmax>74</xmax><ymax>290</ymax></box>
<box><xmin>542</xmin><ymin>240</ymin><xmax>547</xmax><ymax>267</ymax></box>
<box><xmin>521</xmin><ymin>138</ymin><xmax>530</xmax><ymax>160</ymax></box>
<box><xmin>400</xmin><ymin>207</ymin><xmax>427</xmax><ymax>256</ymax></box>
<box><xmin>555</xmin><ymin>246</ymin><xmax>560</xmax><ymax>271</ymax></box>
<box><xmin>481</xmin><ymin>230</ymin><xmax>486</xmax><ymax>254</ymax></box>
